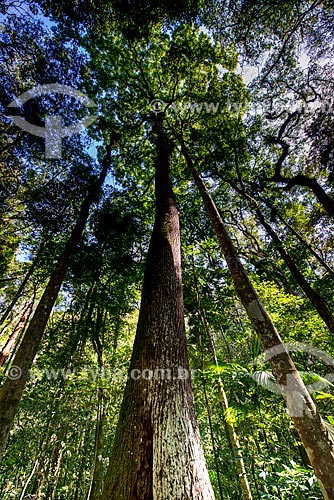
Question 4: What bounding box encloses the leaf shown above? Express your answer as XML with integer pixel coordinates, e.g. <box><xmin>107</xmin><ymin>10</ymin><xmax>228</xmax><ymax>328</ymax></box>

<box><xmin>249</xmin><ymin>370</ymin><xmax>276</xmax><ymax>391</ymax></box>
<box><xmin>323</xmin><ymin>421</ymin><xmax>334</xmax><ymax>443</ymax></box>
<box><xmin>314</xmin><ymin>392</ymin><xmax>334</xmax><ymax>401</ymax></box>
<box><xmin>299</xmin><ymin>371</ymin><xmax>334</xmax><ymax>390</ymax></box>
<box><xmin>252</xmin><ymin>332</ymin><xmax>262</xmax><ymax>360</ymax></box>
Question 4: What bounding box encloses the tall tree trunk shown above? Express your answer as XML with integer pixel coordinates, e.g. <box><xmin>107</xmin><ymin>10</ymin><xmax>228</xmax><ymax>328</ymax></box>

<box><xmin>0</xmin><ymin>143</ymin><xmax>114</xmax><ymax>461</ymax></box>
<box><xmin>229</xmin><ymin>180</ymin><xmax>334</xmax><ymax>277</ymax></box>
<box><xmin>72</xmin><ymin>419</ymin><xmax>92</xmax><ymax>500</ymax></box>
<box><xmin>180</xmin><ymin>139</ymin><xmax>334</xmax><ymax>500</ymax></box>
<box><xmin>87</xmin><ymin>388</ymin><xmax>107</xmax><ymax>500</ymax></box>
<box><xmin>50</xmin><ymin>449</ymin><xmax>64</xmax><ymax>500</ymax></box>
<box><xmin>192</xmin><ymin>261</ymin><xmax>253</xmax><ymax>500</ymax></box>
<box><xmin>257</xmin><ymin>210</ymin><xmax>334</xmax><ymax>334</ymax></box>
<box><xmin>87</xmin><ymin>316</ymin><xmax>107</xmax><ymax>500</ymax></box>
<box><xmin>101</xmin><ymin>120</ymin><xmax>214</xmax><ymax>500</ymax></box>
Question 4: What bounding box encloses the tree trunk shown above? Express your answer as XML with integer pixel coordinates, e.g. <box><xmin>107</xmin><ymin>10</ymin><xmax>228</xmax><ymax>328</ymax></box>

<box><xmin>264</xmin><ymin>201</ymin><xmax>334</xmax><ymax>277</ymax></box>
<box><xmin>19</xmin><ymin>459</ymin><xmax>39</xmax><ymax>500</ymax></box>
<box><xmin>180</xmin><ymin>139</ymin><xmax>334</xmax><ymax>500</ymax></box>
<box><xmin>87</xmin><ymin>389</ymin><xmax>107</xmax><ymax>500</ymax></box>
<box><xmin>192</xmin><ymin>262</ymin><xmax>253</xmax><ymax>500</ymax></box>
<box><xmin>50</xmin><ymin>449</ymin><xmax>64</xmax><ymax>500</ymax></box>
<box><xmin>0</xmin><ymin>143</ymin><xmax>114</xmax><ymax>461</ymax></box>
<box><xmin>257</xmin><ymin>210</ymin><xmax>334</xmax><ymax>335</ymax></box>
<box><xmin>0</xmin><ymin>301</ymin><xmax>33</xmax><ymax>367</ymax></box>
<box><xmin>201</xmin><ymin>377</ymin><xmax>225</xmax><ymax>500</ymax></box>
<box><xmin>0</xmin><ymin>237</ymin><xmax>49</xmax><ymax>328</ymax></box>
<box><xmin>87</xmin><ymin>316</ymin><xmax>107</xmax><ymax>500</ymax></box>
<box><xmin>72</xmin><ymin>416</ymin><xmax>94</xmax><ymax>500</ymax></box>
<box><xmin>281</xmin><ymin>174</ymin><xmax>334</xmax><ymax>218</ymax></box>
<box><xmin>101</xmin><ymin>120</ymin><xmax>214</xmax><ymax>500</ymax></box>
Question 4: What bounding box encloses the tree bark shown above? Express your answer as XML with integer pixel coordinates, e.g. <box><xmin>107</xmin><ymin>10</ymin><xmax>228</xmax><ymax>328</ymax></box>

<box><xmin>180</xmin><ymin>139</ymin><xmax>334</xmax><ymax>500</ymax></box>
<box><xmin>101</xmin><ymin>120</ymin><xmax>214</xmax><ymax>500</ymax></box>
<box><xmin>257</xmin><ymin>210</ymin><xmax>334</xmax><ymax>335</ymax></box>
<box><xmin>0</xmin><ymin>143</ymin><xmax>113</xmax><ymax>461</ymax></box>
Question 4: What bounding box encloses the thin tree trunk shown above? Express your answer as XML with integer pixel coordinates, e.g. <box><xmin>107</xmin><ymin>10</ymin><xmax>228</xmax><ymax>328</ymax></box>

<box><xmin>192</xmin><ymin>261</ymin><xmax>253</xmax><ymax>500</ymax></box>
<box><xmin>180</xmin><ymin>139</ymin><xmax>334</xmax><ymax>500</ymax></box>
<box><xmin>264</xmin><ymin>201</ymin><xmax>334</xmax><ymax>277</ymax></box>
<box><xmin>50</xmin><ymin>448</ymin><xmax>64</xmax><ymax>500</ymax></box>
<box><xmin>0</xmin><ymin>303</ymin><xmax>26</xmax><ymax>339</ymax></box>
<box><xmin>101</xmin><ymin>120</ymin><xmax>214</xmax><ymax>500</ymax></box>
<box><xmin>87</xmin><ymin>317</ymin><xmax>107</xmax><ymax>500</ymax></box>
<box><xmin>0</xmin><ymin>238</ymin><xmax>48</xmax><ymax>328</ymax></box>
<box><xmin>257</xmin><ymin>210</ymin><xmax>334</xmax><ymax>334</ymax></box>
<box><xmin>87</xmin><ymin>389</ymin><xmax>107</xmax><ymax>500</ymax></box>
<box><xmin>217</xmin><ymin>383</ymin><xmax>253</xmax><ymax>500</ymax></box>
<box><xmin>225</xmin><ymin>180</ymin><xmax>334</xmax><ymax>277</ymax></box>
<box><xmin>201</xmin><ymin>376</ymin><xmax>225</xmax><ymax>500</ymax></box>
<box><xmin>19</xmin><ymin>459</ymin><xmax>39</xmax><ymax>500</ymax></box>
<box><xmin>0</xmin><ymin>143</ymin><xmax>114</xmax><ymax>461</ymax></box>
<box><xmin>73</xmin><ymin>419</ymin><xmax>94</xmax><ymax>500</ymax></box>
<box><xmin>278</xmin><ymin>213</ymin><xmax>334</xmax><ymax>276</ymax></box>
<box><xmin>0</xmin><ymin>301</ymin><xmax>33</xmax><ymax>367</ymax></box>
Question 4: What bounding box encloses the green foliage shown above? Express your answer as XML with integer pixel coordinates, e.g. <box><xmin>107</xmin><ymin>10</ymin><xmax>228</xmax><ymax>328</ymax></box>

<box><xmin>1</xmin><ymin>1</ymin><xmax>334</xmax><ymax>499</ymax></box>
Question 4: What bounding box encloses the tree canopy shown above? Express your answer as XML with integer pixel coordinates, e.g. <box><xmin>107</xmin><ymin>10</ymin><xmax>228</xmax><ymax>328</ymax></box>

<box><xmin>1</xmin><ymin>1</ymin><xmax>334</xmax><ymax>499</ymax></box>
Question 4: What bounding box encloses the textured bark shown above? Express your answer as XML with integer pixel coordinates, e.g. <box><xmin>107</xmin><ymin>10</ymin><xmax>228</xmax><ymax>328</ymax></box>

<box><xmin>180</xmin><ymin>140</ymin><xmax>334</xmax><ymax>500</ymax></box>
<box><xmin>101</xmin><ymin>121</ymin><xmax>214</xmax><ymax>500</ymax></box>
<box><xmin>257</xmin><ymin>210</ymin><xmax>334</xmax><ymax>335</ymax></box>
<box><xmin>0</xmin><ymin>144</ymin><xmax>113</xmax><ymax>461</ymax></box>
